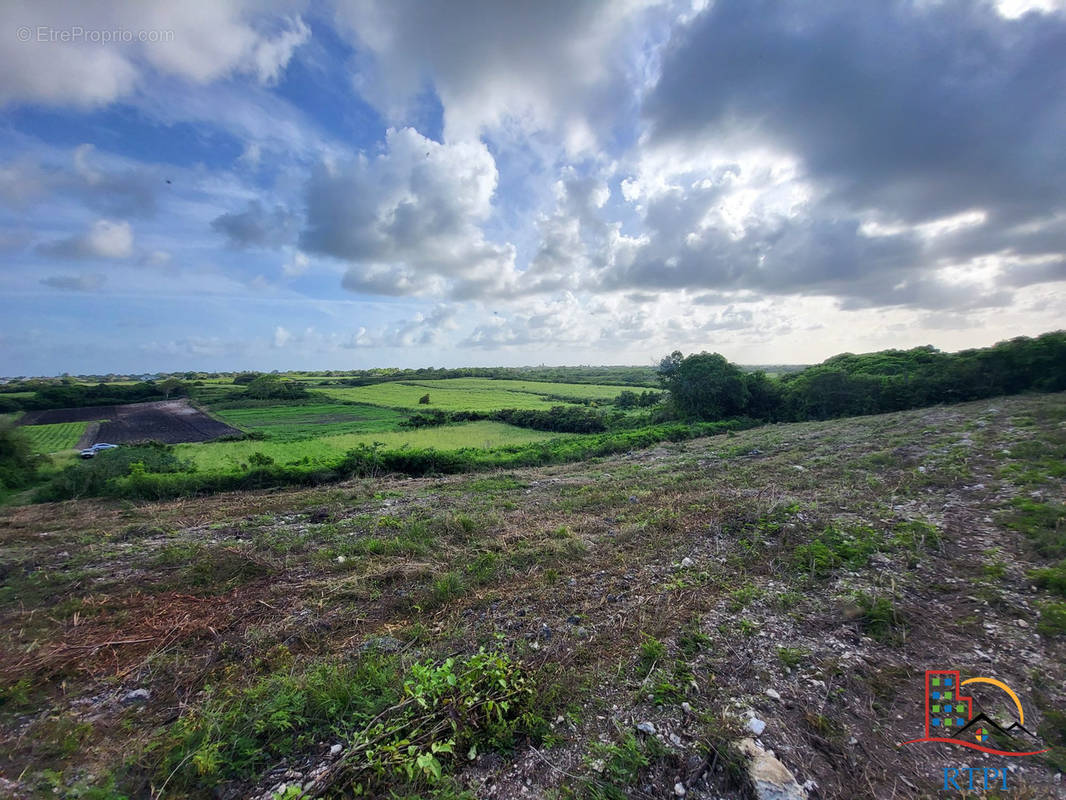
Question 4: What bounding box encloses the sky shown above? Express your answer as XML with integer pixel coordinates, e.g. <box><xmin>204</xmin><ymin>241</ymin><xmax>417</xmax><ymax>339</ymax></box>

<box><xmin>1</xmin><ymin>0</ymin><xmax>1065</xmax><ymax>376</ymax></box>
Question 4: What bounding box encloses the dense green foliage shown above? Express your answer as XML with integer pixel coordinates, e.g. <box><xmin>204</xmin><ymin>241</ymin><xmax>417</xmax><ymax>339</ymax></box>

<box><xmin>614</xmin><ymin>389</ymin><xmax>662</xmax><ymax>409</ymax></box>
<box><xmin>34</xmin><ymin>443</ymin><xmax>191</xmax><ymax>502</ymax></box>
<box><xmin>659</xmin><ymin>331</ymin><xmax>1066</xmax><ymax>422</ymax></box>
<box><xmin>657</xmin><ymin>351</ymin><xmax>751</xmax><ymax>421</ymax></box>
<box><xmin>0</xmin><ymin>381</ymin><xmax>174</xmax><ymax>413</ymax></box>
<box><xmin>403</xmin><ymin>405</ymin><xmax>615</xmax><ymax>434</ymax></box>
<box><xmin>155</xmin><ymin>648</ymin><xmax>545</xmax><ymax>796</ymax></box>
<box><xmin>242</xmin><ymin>375</ymin><xmax>310</xmax><ymax>400</ymax></box>
<box><xmin>0</xmin><ymin>423</ymin><xmax>42</xmax><ymax>490</ymax></box>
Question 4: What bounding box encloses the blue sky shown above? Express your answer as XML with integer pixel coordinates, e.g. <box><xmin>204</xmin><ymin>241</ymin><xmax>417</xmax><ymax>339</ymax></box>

<box><xmin>2</xmin><ymin>0</ymin><xmax>1065</xmax><ymax>376</ymax></box>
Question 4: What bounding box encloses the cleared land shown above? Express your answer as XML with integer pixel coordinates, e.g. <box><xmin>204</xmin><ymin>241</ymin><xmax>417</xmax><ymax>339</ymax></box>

<box><xmin>19</xmin><ymin>400</ymin><xmax>238</xmax><ymax>445</ymax></box>
<box><xmin>175</xmin><ymin>420</ymin><xmax>567</xmax><ymax>469</ymax></box>
<box><xmin>1</xmin><ymin>392</ymin><xmax>1063</xmax><ymax>798</ymax></box>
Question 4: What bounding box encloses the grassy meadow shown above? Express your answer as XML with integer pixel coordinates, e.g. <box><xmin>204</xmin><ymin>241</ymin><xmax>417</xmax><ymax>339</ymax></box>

<box><xmin>175</xmin><ymin>420</ymin><xmax>567</xmax><ymax>470</ymax></box>
<box><xmin>210</xmin><ymin>403</ymin><xmax>406</xmax><ymax>442</ymax></box>
<box><xmin>20</xmin><ymin>421</ymin><xmax>88</xmax><ymax>454</ymax></box>
<box><xmin>318</xmin><ymin>377</ymin><xmax>628</xmax><ymax>411</ymax></box>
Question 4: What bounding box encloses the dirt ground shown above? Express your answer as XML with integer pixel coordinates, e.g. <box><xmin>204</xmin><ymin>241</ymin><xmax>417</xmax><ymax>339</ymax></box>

<box><xmin>1</xmin><ymin>393</ymin><xmax>1064</xmax><ymax>799</ymax></box>
<box><xmin>18</xmin><ymin>400</ymin><xmax>239</xmax><ymax>445</ymax></box>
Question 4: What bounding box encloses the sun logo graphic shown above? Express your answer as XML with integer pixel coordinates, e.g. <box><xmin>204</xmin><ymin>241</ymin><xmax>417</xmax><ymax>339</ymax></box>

<box><xmin>899</xmin><ymin>670</ymin><xmax>1048</xmax><ymax>756</ymax></box>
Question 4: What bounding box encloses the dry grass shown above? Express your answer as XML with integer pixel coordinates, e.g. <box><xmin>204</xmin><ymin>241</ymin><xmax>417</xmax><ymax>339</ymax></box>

<box><xmin>1</xmin><ymin>393</ymin><xmax>1065</xmax><ymax>798</ymax></box>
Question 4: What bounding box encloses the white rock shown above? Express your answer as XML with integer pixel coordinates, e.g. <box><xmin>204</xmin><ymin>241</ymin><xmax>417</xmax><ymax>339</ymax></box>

<box><xmin>681</xmin><ymin>702</ymin><xmax>692</xmax><ymax>714</ymax></box>
<box><xmin>329</xmin><ymin>744</ymin><xmax>342</xmax><ymax>756</ymax></box>
<box><xmin>121</xmin><ymin>688</ymin><xmax>150</xmax><ymax>705</ymax></box>
<box><xmin>674</xmin><ymin>782</ymin><xmax>687</xmax><ymax>796</ymax></box>
<box><xmin>747</xmin><ymin>716</ymin><xmax>767</xmax><ymax>736</ymax></box>
<box><xmin>636</xmin><ymin>721</ymin><xmax>656</xmax><ymax>735</ymax></box>
<box><xmin>765</xmin><ymin>688</ymin><xmax>781</xmax><ymax>701</ymax></box>
<box><xmin>739</xmin><ymin>738</ymin><xmax>808</xmax><ymax>800</ymax></box>
<box><xmin>670</xmin><ymin>733</ymin><xmax>683</xmax><ymax>746</ymax></box>
<box><xmin>1016</xmin><ymin>619</ymin><xmax>1029</xmax><ymax>629</ymax></box>
<box><xmin>681</xmin><ymin>557</ymin><xmax>694</xmax><ymax>568</ymax></box>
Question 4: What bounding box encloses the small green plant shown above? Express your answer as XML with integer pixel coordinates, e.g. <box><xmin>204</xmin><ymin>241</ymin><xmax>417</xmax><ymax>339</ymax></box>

<box><xmin>637</xmin><ymin>634</ymin><xmax>666</xmax><ymax>675</ymax></box>
<box><xmin>247</xmin><ymin>451</ymin><xmax>274</xmax><ymax>467</ymax></box>
<box><xmin>1036</xmin><ymin>601</ymin><xmax>1066</xmax><ymax>636</ymax></box>
<box><xmin>1002</xmin><ymin>499</ymin><xmax>1066</xmax><ymax>559</ymax></box>
<box><xmin>777</xmin><ymin>646</ymin><xmax>809</xmax><ymax>669</ymax></box>
<box><xmin>429</xmin><ymin>571</ymin><xmax>466</xmax><ymax>607</ymax></box>
<box><xmin>1030</xmin><ymin>561</ymin><xmax>1066</xmax><ymax>597</ymax></box>
<box><xmin>677</xmin><ymin>625</ymin><xmax>711</xmax><ymax>659</ymax></box>
<box><xmin>0</xmin><ymin>676</ymin><xmax>34</xmax><ymax>709</ymax></box>
<box><xmin>578</xmin><ymin>731</ymin><xmax>667</xmax><ymax>800</ymax></box>
<box><xmin>793</xmin><ymin>523</ymin><xmax>885</xmax><ymax>578</ymax></box>
<box><xmin>728</xmin><ymin>583</ymin><xmax>762</xmax><ymax>611</ymax></box>
<box><xmin>1037</xmin><ymin>707</ymin><xmax>1066</xmax><ymax>772</ymax></box>
<box><xmin>854</xmin><ymin>592</ymin><xmax>905</xmax><ymax>643</ymax></box>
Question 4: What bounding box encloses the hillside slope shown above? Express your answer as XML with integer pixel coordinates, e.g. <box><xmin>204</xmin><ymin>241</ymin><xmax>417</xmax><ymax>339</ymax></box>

<box><xmin>1</xmin><ymin>393</ymin><xmax>1064</xmax><ymax>798</ymax></box>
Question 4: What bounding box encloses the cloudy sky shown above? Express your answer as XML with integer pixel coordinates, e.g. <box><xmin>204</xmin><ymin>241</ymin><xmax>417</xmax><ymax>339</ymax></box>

<box><xmin>2</xmin><ymin>0</ymin><xmax>1064</xmax><ymax>375</ymax></box>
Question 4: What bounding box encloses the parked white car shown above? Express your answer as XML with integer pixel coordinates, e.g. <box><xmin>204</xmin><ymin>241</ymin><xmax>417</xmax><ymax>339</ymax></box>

<box><xmin>79</xmin><ymin>443</ymin><xmax>119</xmax><ymax>459</ymax></box>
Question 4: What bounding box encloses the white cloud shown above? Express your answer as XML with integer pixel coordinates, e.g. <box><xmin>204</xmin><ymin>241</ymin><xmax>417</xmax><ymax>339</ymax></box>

<box><xmin>301</xmin><ymin>127</ymin><xmax>518</xmax><ymax>298</ymax></box>
<box><xmin>282</xmin><ymin>248</ymin><xmax>310</xmax><ymax>276</ymax></box>
<box><xmin>39</xmin><ymin>219</ymin><xmax>134</xmax><ymax>259</ymax></box>
<box><xmin>273</xmin><ymin>325</ymin><xmax>292</xmax><ymax>347</ymax></box>
<box><xmin>0</xmin><ymin>1</ymin><xmax>309</xmax><ymax>108</ymax></box>
<box><xmin>332</xmin><ymin>0</ymin><xmax>663</xmax><ymax>150</ymax></box>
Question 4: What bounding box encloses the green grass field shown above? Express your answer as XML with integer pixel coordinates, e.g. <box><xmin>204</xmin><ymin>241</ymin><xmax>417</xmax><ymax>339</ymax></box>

<box><xmin>21</xmin><ymin>422</ymin><xmax>89</xmax><ymax>453</ymax></box>
<box><xmin>212</xmin><ymin>403</ymin><xmax>405</xmax><ymax>442</ymax></box>
<box><xmin>319</xmin><ymin>378</ymin><xmax>629</xmax><ymax>411</ymax></box>
<box><xmin>176</xmin><ymin>421</ymin><xmax>566</xmax><ymax>470</ymax></box>
<box><xmin>400</xmin><ymin>377</ymin><xmax>632</xmax><ymax>400</ymax></box>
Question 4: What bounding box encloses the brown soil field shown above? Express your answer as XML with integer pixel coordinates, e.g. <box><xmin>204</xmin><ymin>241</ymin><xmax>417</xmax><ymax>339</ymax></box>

<box><xmin>18</xmin><ymin>399</ymin><xmax>239</xmax><ymax>444</ymax></box>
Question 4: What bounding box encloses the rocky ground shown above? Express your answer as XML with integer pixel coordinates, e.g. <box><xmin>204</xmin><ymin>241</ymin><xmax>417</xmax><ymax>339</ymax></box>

<box><xmin>1</xmin><ymin>393</ymin><xmax>1064</xmax><ymax>799</ymax></box>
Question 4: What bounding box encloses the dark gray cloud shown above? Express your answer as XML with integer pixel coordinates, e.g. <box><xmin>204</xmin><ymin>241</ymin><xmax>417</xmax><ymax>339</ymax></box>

<box><xmin>586</xmin><ymin>0</ymin><xmax>1066</xmax><ymax>309</ymax></box>
<box><xmin>40</xmin><ymin>273</ymin><xmax>106</xmax><ymax>291</ymax></box>
<box><xmin>645</xmin><ymin>0</ymin><xmax>1066</xmax><ymax>223</ymax></box>
<box><xmin>211</xmin><ymin>200</ymin><xmax>299</xmax><ymax>248</ymax></box>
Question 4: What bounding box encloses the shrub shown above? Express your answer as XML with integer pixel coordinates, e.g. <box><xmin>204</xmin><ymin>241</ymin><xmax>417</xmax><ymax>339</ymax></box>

<box><xmin>0</xmin><ymin>423</ymin><xmax>42</xmax><ymax>490</ymax></box>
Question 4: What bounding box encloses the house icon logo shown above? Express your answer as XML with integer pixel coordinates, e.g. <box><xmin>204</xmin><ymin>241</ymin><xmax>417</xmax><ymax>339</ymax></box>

<box><xmin>899</xmin><ymin>670</ymin><xmax>1047</xmax><ymax>756</ymax></box>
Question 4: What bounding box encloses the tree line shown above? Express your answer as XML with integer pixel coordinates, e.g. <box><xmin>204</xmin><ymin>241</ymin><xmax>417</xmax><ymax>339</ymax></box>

<box><xmin>656</xmin><ymin>331</ymin><xmax>1066</xmax><ymax>422</ymax></box>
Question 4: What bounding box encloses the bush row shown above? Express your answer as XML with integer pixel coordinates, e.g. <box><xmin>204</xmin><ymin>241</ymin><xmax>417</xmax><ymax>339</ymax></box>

<box><xmin>32</xmin><ymin>419</ymin><xmax>750</xmax><ymax>502</ymax></box>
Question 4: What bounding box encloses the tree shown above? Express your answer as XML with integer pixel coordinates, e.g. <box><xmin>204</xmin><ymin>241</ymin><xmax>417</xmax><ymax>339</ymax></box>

<box><xmin>159</xmin><ymin>378</ymin><xmax>186</xmax><ymax>399</ymax></box>
<box><xmin>419</xmin><ymin>393</ymin><xmax>431</xmax><ymax>405</ymax></box>
<box><xmin>0</xmin><ymin>423</ymin><xmax>41</xmax><ymax>490</ymax></box>
<box><xmin>244</xmin><ymin>375</ymin><xmax>309</xmax><ymax>400</ymax></box>
<box><xmin>658</xmin><ymin>351</ymin><xmax>750</xmax><ymax>420</ymax></box>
